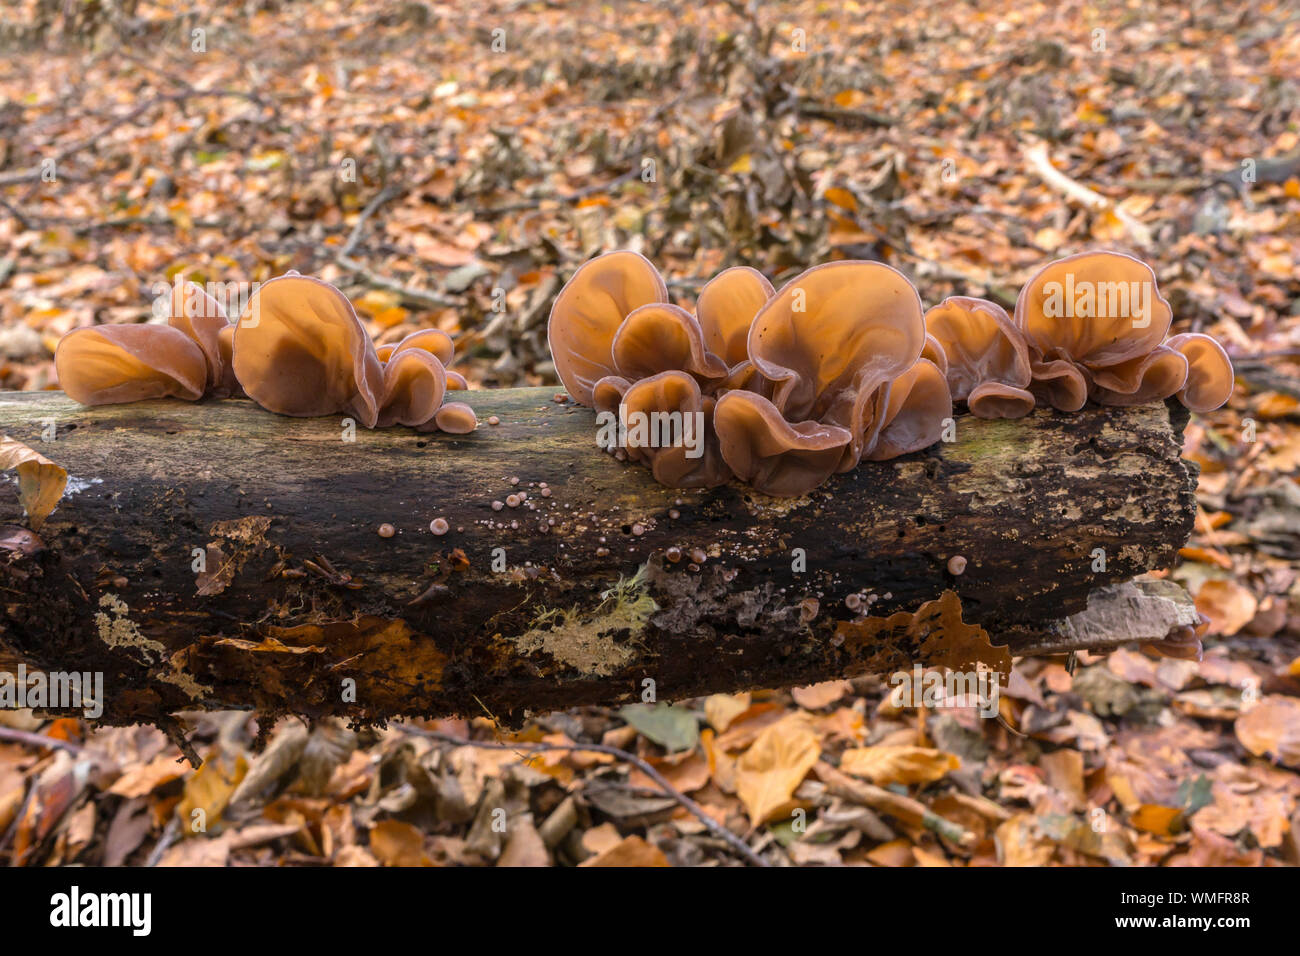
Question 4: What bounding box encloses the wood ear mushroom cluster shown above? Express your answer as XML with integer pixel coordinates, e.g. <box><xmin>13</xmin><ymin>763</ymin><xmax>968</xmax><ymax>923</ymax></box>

<box><xmin>550</xmin><ymin>249</ymin><xmax>1235</xmax><ymax>497</ymax></box>
<box><xmin>928</xmin><ymin>250</ymin><xmax>1234</xmax><ymax>419</ymax></box>
<box><xmin>54</xmin><ymin>273</ymin><xmax>476</xmax><ymax>434</ymax></box>
<box><xmin>548</xmin><ymin>253</ymin><xmax>950</xmax><ymax>496</ymax></box>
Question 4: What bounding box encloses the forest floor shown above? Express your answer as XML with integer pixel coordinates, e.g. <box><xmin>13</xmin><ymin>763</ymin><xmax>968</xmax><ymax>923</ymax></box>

<box><xmin>1</xmin><ymin>0</ymin><xmax>1299</xmax><ymax>865</ymax></box>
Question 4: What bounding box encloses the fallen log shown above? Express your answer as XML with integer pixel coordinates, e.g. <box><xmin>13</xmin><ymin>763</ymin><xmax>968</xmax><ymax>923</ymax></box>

<box><xmin>0</xmin><ymin>388</ymin><xmax>1197</xmax><ymax>726</ymax></box>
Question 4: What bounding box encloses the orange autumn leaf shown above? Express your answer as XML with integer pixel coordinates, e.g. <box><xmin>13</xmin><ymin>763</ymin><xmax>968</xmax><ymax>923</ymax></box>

<box><xmin>704</xmin><ymin>692</ymin><xmax>751</xmax><ymax>732</ymax></box>
<box><xmin>1194</xmin><ymin>579</ymin><xmax>1258</xmax><ymax>636</ymax></box>
<box><xmin>1235</xmin><ymin>696</ymin><xmax>1300</xmax><ymax>768</ymax></box>
<box><xmin>791</xmin><ymin>680</ymin><xmax>853</xmax><ymax>710</ymax></box>
<box><xmin>0</xmin><ymin>435</ymin><xmax>67</xmax><ymax>531</ymax></box>
<box><xmin>1130</xmin><ymin>804</ymin><xmax>1184</xmax><ymax>836</ymax></box>
<box><xmin>369</xmin><ymin>819</ymin><xmax>433</xmax><ymax>866</ymax></box>
<box><xmin>579</xmin><ymin>834</ymin><xmax>670</xmax><ymax>867</ymax></box>
<box><xmin>839</xmin><ymin>745</ymin><xmax>959</xmax><ymax>786</ymax></box>
<box><xmin>734</xmin><ymin>715</ymin><xmax>820</xmax><ymax>826</ymax></box>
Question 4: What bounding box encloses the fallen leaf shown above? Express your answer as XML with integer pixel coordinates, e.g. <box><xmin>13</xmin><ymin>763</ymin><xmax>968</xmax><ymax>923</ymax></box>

<box><xmin>839</xmin><ymin>745</ymin><xmax>959</xmax><ymax>786</ymax></box>
<box><xmin>1236</xmin><ymin>696</ymin><xmax>1300</xmax><ymax>768</ymax></box>
<box><xmin>369</xmin><ymin>819</ymin><xmax>433</xmax><ymax>866</ymax></box>
<box><xmin>1195</xmin><ymin>579</ymin><xmax>1258</xmax><ymax>636</ymax></box>
<box><xmin>734</xmin><ymin>715</ymin><xmax>820</xmax><ymax>826</ymax></box>
<box><xmin>791</xmin><ymin>680</ymin><xmax>853</xmax><ymax>710</ymax></box>
<box><xmin>619</xmin><ymin>703</ymin><xmax>699</xmax><ymax>752</ymax></box>
<box><xmin>704</xmin><ymin>692</ymin><xmax>751</xmax><ymax>732</ymax></box>
<box><xmin>579</xmin><ymin>834</ymin><xmax>671</xmax><ymax>867</ymax></box>
<box><xmin>0</xmin><ymin>435</ymin><xmax>67</xmax><ymax>530</ymax></box>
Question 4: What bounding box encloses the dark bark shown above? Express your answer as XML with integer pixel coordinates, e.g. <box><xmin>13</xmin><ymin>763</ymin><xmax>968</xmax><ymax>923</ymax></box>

<box><xmin>0</xmin><ymin>388</ymin><xmax>1197</xmax><ymax>725</ymax></box>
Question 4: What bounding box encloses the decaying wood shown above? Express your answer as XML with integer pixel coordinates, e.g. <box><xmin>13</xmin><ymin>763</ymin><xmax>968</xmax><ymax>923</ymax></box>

<box><xmin>0</xmin><ymin>388</ymin><xmax>1197</xmax><ymax>726</ymax></box>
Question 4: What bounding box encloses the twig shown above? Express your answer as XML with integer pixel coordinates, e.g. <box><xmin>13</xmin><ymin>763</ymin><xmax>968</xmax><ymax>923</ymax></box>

<box><xmin>0</xmin><ymin>726</ymin><xmax>84</xmax><ymax>754</ymax></box>
<box><xmin>1023</xmin><ymin>141</ymin><xmax>1153</xmax><ymax>248</ymax></box>
<box><xmin>0</xmin><ymin>780</ymin><xmax>34</xmax><ymax>858</ymax></box>
<box><xmin>815</xmin><ymin>760</ymin><xmax>974</xmax><ymax>847</ymax></box>
<box><xmin>145</xmin><ymin>816</ymin><xmax>182</xmax><ymax>867</ymax></box>
<box><xmin>481</xmin><ymin>167</ymin><xmax>641</xmax><ymax>218</ymax></box>
<box><xmin>797</xmin><ymin>99</ymin><xmax>895</xmax><ymax>129</ymax></box>
<box><xmin>400</xmin><ymin>724</ymin><xmax>770</xmax><ymax>867</ymax></box>
<box><xmin>335</xmin><ymin>186</ymin><xmax>460</xmax><ymax>309</ymax></box>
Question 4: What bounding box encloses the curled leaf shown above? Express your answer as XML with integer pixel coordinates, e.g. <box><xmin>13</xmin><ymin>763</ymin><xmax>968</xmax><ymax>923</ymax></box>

<box><xmin>0</xmin><ymin>435</ymin><xmax>68</xmax><ymax>531</ymax></box>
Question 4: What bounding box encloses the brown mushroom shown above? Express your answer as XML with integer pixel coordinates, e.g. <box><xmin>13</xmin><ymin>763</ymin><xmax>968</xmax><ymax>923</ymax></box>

<box><xmin>611</xmin><ymin>303</ymin><xmax>728</xmax><ymax>383</ymax></box>
<box><xmin>1166</xmin><ymin>332</ymin><xmax>1234</xmax><ymax>412</ymax></box>
<box><xmin>1027</xmin><ymin>351</ymin><xmax>1090</xmax><ymax>412</ymax></box>
<box><xmin>547</xmin><ymin>251</ymin><xmax>668</xmax><ymax>407</ymax></box>
<box><xmin>376</xmin><ymin>348</ymin><xmax>447</xmax><ymax>428</ymax></box>
<box><xmin>1088</xmin><ymin>345</ymin><xmax>1189</xmax><ymax>406</ymax></box>
<box><xmin>920</xmin><ymin>333</ymin><xmax>948</xmax><ymax>377</ymax></box>
<box><xmin>233</xmin><ymin>274</ymin><xmax>384</xmax><ymax>426</ymax></box>
<box><xmin>924</xmin><ymin>296</ymin><xmax>1032</xmax><ymax>417</ymax></box>
<box><xmin>55</xmin><ymin>324</ymin><xmax>208</xmax><ymax>406</ymax></box>
<box><xmin>1015</xmin><ymin>251</ymin><xmax>1172</xmax><ymax>370</ymax></box>
<box><xmin>864</xmin><ymin>358</ymin><xmax>952</xmax><ymax>460</ymax></box>
<box><xmin>433</xmin><ymin>401</ymin><xmax>478</xmax><ymax>434</ymax></box>
<box><xmin>747</xmin><ymin>261</ymin><xmax>926</xmax><ymax>424</ymax></box>
<box><xmin>592</xmin><ymin>375</ymin><xmax>633</xmax><ymax>416</ymax></box>
<box><xmin>618</xmin><ymin>371</ymin><xmax>730</xmax><ymax>488</ymax></box>
<box><xmin>386</xmin><ymin>328</ymin><xmax>456</xmax><ymax>367</ymax></box>
<box><xmin>168</xmin><ymin>279</ymin><xmax>232</xmax><ymax>394</ymax></box>
<box><xmin>694</xmin><ymin>266</ymin><xmax>774</xmax><ymax>368</ymax></box>
<box><xmin>215</xmin><ymin>324</ymin><xmax>243</xmax><ymax>398</ymax></box>
<box><xmin>714</xmin><ymin>389</ymin><xmax>853</xmax><ymax>496</ymax></box>
<box><xmin>967</xmin><ymin>381</ymin><xmax>1036</xmax><ymax>419</ymax></box>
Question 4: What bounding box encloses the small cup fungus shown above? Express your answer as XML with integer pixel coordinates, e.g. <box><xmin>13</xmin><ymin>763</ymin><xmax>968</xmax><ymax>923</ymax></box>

<box><xmin>924</xmin><ymin>296</ymin><xmax>1034</xmax><ymax>420</ymax></box>
<box><xmin>1010</xmin><ymin>250</ymin><xmax>1233</xmax><ymax>415</ymax></box>
<box><xmin>55</xmin><ymin>278</ymin><xmax>239</xmax><ymax>405</ymax></box>
<box><xmin>55</xmin><ymin>272</ymin><xmax>475</xmax><ymax>435</ymax></box>
<box><xmin>919</xmin><ymin>250</ymin><xmax>1234</xmax><ymax>418</ymax></box>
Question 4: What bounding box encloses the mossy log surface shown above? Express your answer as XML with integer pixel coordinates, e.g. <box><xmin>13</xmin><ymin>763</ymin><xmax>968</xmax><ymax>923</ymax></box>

<box><xmin>0</xmin><ymin>388</ymin><xmax>1196</xmax><ymax>725</ymax></box>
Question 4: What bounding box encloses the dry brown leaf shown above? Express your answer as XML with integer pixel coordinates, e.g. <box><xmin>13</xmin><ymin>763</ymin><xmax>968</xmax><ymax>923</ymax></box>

<box><xmin>1130</xmin><ymin>804</ymin><xmax>1183</xmax><ymax>836</ymax></box>
<box><xmin>176</xmin><ymin>754</ymin><xmax>247</xmax><ymax>836</ymax></box>
<box><xmin>579</xmin><ymin>834</ymin><xmax>671</xmax><ymax>867</ymax></box>
<box><xmin>865</xmin><ymin>838</ymin><xmax>914</xmax><ymax>866</ymax></box>
<box><xmin>628</xmin><ymin>749</ymin><xmax>710</xmax><ymax>794</ymax></box>
<box><xmin>791</xmin><ymin>680</ymin><xmax>853</xmax><ymax>710</ymax></box>
<box><xmin>734</xmin><ymin>714</ymin><xmax>820</xmax><ymax>827</ymax></box>
<box><xmin>704</xmin><ymin>692</ymin><xmax>751</xmax><ymax>732</ymax></box>
<box><xmin>995</xmin><ymin>814</ymin><xmax>1056</xmax><ymax>866</ymax></box>
<box><xmin>1236</xmin><ymin>696</ymin><xmax>1300</xmax><ymax>768</ymax></box>
<box><xmin>1195</xmin><ymin>579</ymin><xmax>1258</xmax><ymax>636</ymax></box>
<box><xmin>108</xmin><ymin>753</ymin><xmax>187</xmax><ymax>799</ymax></box>
<box><xmin>369</xmin><ymin>819</ymin><xmax>433</xmax><ymax>866</ymax></box>
<box><xmin>580</xmin><ymin>822</ymin><xmax>623</xmax><ymax>856</ymax></box>
<box><xmin>0</xmin><ymin>435</ymin><xmax>67</xmax><ymax>531</ymax></box>
<box><xmin>839</xmin><ymin>745</ymin><xmax>959</xmax><ymax>786</ymax></box>
<box><xmin>497</xmin><ymin>814</ymin><xmax>550</xmax><ymax>867</ymax></box>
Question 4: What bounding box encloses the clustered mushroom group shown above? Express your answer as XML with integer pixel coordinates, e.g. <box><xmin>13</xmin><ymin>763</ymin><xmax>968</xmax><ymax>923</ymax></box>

<box><xmin>53</xmin><ymin>251</ymin><xmax>1233</xmax><ymax>497</ymax></box>
<box><xmin>54</xmin><ymin>273</ymin><xmax>477</xmax><ymax>434</ymax></box>
<box><xmin>548</xmin><ymin>249</ymin><xmax>1234</xmax><ymax>497</ymax></box>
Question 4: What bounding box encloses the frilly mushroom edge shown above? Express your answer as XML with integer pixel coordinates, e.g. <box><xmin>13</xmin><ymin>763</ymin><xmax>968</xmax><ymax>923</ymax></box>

<box><xmin>924</xmin><ymin>251</ymin><xmax>1234</xmax><ymax>418</ymax></box>
<box><xmin>547</xmin><ymin>253</ymin><xmax>954</xmax><ymax>497</ymax></box>
<box><xmin>54</xmin><ymin>272</ymin><xmax>476</xmax><ymax>434</ymax></box>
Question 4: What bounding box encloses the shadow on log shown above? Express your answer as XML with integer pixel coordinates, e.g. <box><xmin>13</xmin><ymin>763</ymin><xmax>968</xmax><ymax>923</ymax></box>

<box><xmin>0</xmin><ymin>388</ymin><xmax>1197</xmax><ymax>726</ymax></box>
